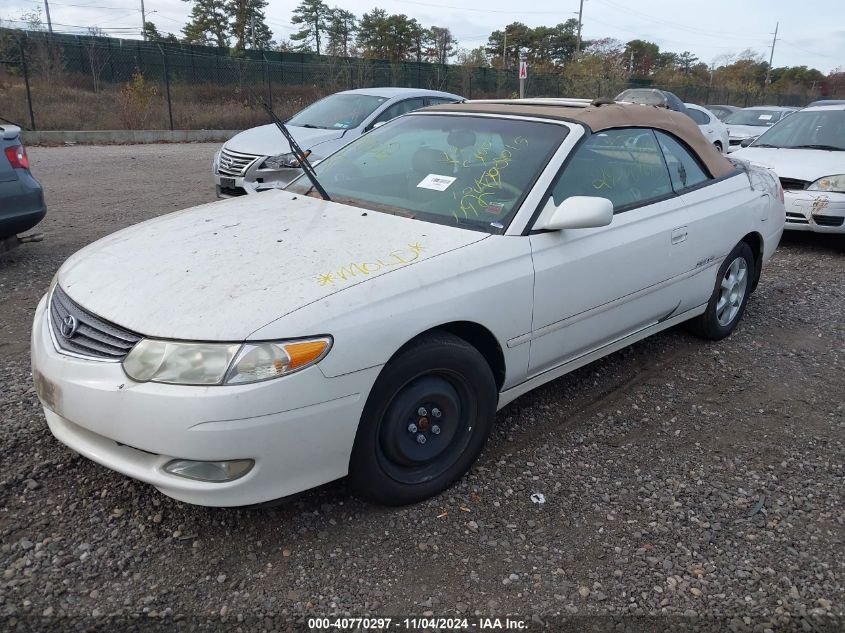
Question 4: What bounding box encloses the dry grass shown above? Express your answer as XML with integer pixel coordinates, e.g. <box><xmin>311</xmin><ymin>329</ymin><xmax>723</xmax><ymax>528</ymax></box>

<box><xmin>0</xmin><ymin>70</ymin><xmax>329</xmax><ymax>131</ymax></box>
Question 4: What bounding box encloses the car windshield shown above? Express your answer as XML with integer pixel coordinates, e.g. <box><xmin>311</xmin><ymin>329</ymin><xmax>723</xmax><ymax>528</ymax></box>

<box><xmin>724</xmin><ymin>109</ymin><xmax>783</xmax><ymax>127</ymax></box>
<box><xmin>288</xmin><ymin>114</ymin><xmax>568</xmax><ymax>233</ymax></box>
<box><xmin>287</xmin><ymin>94</ymin><xmax>389</xmax><ymax>130</ymax></box>
<box><xmin>752</xmin><ymin>109</ymin><xmax>845</xmax><ymax>150</ymax></box>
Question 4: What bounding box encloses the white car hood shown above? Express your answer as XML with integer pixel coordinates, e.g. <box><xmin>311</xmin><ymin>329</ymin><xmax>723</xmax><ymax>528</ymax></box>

<box><xmin>727</xmin><ymin>124</ymin><xmax>770</xmax><ymax>139</ymax></box>
<box><xmin>58</xmin><ymin>191</ymin><xmax>486</xmax><ymax>340</ymax></box>
<box><xmin>225</xmin><ymin>124</ymin><xmax>347</xmax><ymax>156</ymax></box>
<box><xmin>731</xmin><ymin>147</ymin><xmax>845</xmax><ymax>182</ymax></box>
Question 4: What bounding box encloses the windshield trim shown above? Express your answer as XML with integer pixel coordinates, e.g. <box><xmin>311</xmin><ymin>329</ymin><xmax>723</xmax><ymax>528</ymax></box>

<box><xmin>286</xmin><ymin>112</ymin><xmax>573</xmax><ymax>235</ymax></box>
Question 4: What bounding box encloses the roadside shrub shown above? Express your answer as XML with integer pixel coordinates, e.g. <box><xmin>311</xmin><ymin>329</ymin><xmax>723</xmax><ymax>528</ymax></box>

<box><xmin>118</xmin><ymin>70</ymin><xmax>160</xmax><ymax>129</ymax></box>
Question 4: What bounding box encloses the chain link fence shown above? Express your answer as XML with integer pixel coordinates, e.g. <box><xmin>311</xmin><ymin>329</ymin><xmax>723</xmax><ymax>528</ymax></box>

<box><xmin>0</xmin><ymin>28</ymin><xmax>834</xmax><ymax>131</ymax></box>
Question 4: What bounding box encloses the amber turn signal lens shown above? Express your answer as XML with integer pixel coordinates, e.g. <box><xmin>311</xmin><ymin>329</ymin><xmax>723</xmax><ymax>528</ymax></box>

<box><xmin>285</xmin><ymin>340</ymin><xmax>330</xmax><ymax>369</ymax></box>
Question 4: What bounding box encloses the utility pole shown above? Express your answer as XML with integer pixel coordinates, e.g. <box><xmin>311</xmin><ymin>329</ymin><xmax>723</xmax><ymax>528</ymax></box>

<box><xmin>764</xmin><ymin>21</ymin><xmax>779</xmax><ymax>90</ymax></box>
<box><xmin>43</xmin><ymin>0</ymin><xmax>53</xmax><ymax>33</ymax></box>
<box><xmin>502</xmin><ymin>29</ymin><xmax>507</xmax><ymax>69</ymax></box>
<box><xmin>251</xmin><ymin>14</ymin><xmax>256</xmax><ymax>49</ymax></box>
<box><xmin>140</xmin><ymin>0</ymin><xmax>146</xmax><ymax>40</ymax></box>
<box><xmin>575</xmin><ymin>0</ymin><xmax>584</xmax><ymax>56</ymax></box>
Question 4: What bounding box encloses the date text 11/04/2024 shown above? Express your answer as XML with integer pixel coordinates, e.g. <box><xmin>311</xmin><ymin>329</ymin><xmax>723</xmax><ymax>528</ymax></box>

<box><xmin>308</xmin><ymin>617</ymin><xmax>529</xmax><ymax>630</ymax></box>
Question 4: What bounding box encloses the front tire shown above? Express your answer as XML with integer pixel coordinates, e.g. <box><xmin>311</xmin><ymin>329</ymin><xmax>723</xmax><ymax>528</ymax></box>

<box><xmin>689</xmin><ymin>241</ymin><xmax>754</xmax><ymax>340</ymax></box>
<box><xmin>348</xmin><ymin>331</ymin><xmax>497</xmax><ymax>505</ymax></box>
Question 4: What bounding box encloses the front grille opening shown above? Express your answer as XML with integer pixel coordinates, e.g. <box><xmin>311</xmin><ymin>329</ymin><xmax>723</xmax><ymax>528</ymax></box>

<box><xmin>812</xmin><ymin>215</ymin><xmax>845</xmax><ymax>227</ymax></box>
<box><xmin>779</xmin><ymin>177</ymin><xmax>810</xmax><ymax>191</ymax></box>
<box><xmin>218</xmin><ymin>148</ymin><xmax>260</xmax><ymax>177</ymax></box>
<box><xmin>49</xmin><ymin>286</ymin><xmax>142</xmax><ymax>361</ymax></box>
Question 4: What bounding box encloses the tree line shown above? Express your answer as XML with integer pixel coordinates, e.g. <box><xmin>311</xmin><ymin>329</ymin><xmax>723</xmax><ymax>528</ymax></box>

<box><xmin>27</xmin><ymin>0</ymin><xmax>829</xmax><ymax>97</ymax></box>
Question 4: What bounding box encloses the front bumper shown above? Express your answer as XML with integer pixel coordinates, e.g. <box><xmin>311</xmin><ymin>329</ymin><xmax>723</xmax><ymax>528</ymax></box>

<box><xmin>31</xmin><ymin>296</ymin><xmax>381</xmax><ymax>506</ymax></box>
<box><xmin>783</xmin><ymin>190</ymin><xmax>845</xmax><ymax>234</ymax></box>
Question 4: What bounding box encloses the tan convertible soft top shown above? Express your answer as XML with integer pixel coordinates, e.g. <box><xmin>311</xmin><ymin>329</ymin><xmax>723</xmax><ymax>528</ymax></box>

<box><xmin>424</xmin><ymin>101</ymin><xmax>735</xmax><ymax>179</ymax></box>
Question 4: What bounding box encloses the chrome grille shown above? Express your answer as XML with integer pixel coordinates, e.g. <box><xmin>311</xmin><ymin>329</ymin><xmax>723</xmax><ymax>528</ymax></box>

<box><xmin>49</xmin><ymin>286</ymin><xmax>142</xmax><ymax>361</ymax></box>
<box><xmin>217</xmin><ymin>148</ymin><xmax>260</xmax><ymax>177</ymax></box>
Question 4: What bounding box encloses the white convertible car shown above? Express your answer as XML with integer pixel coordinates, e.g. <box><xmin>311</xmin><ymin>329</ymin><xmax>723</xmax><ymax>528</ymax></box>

<box><xmin>32</xmin><ymin>100</ymin><xmax>785</xmax><ymax>507</ymax></box>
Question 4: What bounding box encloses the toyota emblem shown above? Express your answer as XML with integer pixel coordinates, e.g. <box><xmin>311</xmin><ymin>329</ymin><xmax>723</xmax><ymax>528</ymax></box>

<box><xmin>60</xmin><ymin>314</ymin><xmax>79</xmax><ymax>339</ymax></box>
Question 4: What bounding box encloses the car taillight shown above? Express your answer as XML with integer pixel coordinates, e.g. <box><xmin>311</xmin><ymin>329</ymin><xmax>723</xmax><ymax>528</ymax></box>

<box><xmin>4</xmin><ymin>144</ymin><xmax>30</xmax><ymax>170</ymax></box>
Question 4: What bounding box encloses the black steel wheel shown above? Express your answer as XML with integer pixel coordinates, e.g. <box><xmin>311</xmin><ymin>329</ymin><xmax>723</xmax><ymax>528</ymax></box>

<box><xmin>349</xmin><ymin>331</ymin><xmax>497</xmax><ymax>505</ymax></box>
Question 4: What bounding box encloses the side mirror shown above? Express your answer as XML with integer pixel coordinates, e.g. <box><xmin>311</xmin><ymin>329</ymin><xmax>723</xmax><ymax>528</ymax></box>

<box><xmin>366</xmin><ymin>121</ymin><xmax>387</xmax><ymax>132</ymax></box>
<box><xmin>534</xmin><ymin>196</ymin><xmax>614</xmax><ymax>231</ymax></box>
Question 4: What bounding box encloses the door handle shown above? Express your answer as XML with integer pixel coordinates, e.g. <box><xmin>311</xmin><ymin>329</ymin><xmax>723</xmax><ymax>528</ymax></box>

<box><xmin>671</xmin><ymin>226</ymin><xmax>688</xmax><ymax>244</ymax></box>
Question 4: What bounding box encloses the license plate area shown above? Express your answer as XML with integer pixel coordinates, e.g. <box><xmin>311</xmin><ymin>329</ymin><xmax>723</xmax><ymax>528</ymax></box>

<box><xmin>220</xmin><ymin>177</ymin><xmax>236</xmax><ymax>189</ymax></box>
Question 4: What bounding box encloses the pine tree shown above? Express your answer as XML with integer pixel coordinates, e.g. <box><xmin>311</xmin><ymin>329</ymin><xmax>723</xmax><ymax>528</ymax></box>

<box><xmin>326</xmin><ymin>8</ymin><xmax>357</xmax><ymax>57</ymax></box>
<box><xmin>290</xmin><ymin>0</ymin><xmax>331</xmax><ymax>55</ymax></box>
<box><xmin>182</xmin><ymin>0</ymin><xmax>229</xmax><ymax>47</ymax></box>
<box><xmin>228</xmin><ymin>0</ymin><xmax>273</xmax><ymax>50</ymax></box>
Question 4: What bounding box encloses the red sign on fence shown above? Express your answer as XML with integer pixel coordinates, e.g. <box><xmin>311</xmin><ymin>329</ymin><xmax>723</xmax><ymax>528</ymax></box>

<box><xmin>519</xmin><ymin>61</ymin><xmax>528</xmax><ymax>79</ymax></box>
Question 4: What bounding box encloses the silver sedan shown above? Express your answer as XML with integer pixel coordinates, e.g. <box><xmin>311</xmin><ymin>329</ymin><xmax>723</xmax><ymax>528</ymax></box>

<box><xmin>213</xmin><ymin>87</ymin><xmax>463</xmax><ymax>197</ymax></box>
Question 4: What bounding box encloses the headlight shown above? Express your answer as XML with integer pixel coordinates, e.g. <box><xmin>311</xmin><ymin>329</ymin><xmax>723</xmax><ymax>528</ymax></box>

<box><xmin>225</xmin><ymin>338</ymin><xmax>331</xmax><ymax>384</ymax></box>
<box><xmin>262</xmin><ymin>152</ymin><xmax>301</xmax><ymax>169</ymax></box>
<box><xmin>807</xmin><ymin>174</ymin><xmax>845</xmax><ymax>193</ymax></box>
<box><xmin>122</xmin><ymin>337</ymin><xmax>331</xmax><ymax>386</ymax></box>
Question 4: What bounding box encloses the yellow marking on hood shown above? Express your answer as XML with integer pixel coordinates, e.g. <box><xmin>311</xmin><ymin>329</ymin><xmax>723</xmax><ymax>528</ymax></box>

<box><xmin>315</xmin><ymin>243</ymin><xmax>425</xmax><ymax>286</ymax></box>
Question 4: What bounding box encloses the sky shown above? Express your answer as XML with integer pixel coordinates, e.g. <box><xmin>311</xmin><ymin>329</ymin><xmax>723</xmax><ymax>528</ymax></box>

<box><xmin>2</xmin><ymin>0</ymin><xmax>844</xmax><ymax>73</ymax></box>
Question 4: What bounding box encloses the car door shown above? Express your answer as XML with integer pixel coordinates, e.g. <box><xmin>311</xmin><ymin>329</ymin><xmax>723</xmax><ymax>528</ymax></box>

<box><xmin>527</xmin><ymin>128</ymin><xmax>691</xmax><ymax>374</ymax></box>
<box><xmin>654</xmin><ymin>130</ymin><xmax>760</xmax><ymax>308</ymax></box>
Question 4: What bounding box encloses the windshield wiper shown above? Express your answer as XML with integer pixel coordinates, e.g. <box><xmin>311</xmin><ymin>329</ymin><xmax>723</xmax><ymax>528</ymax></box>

<box><xmin>751</xmin><ymin>143</ymin><xmax>780</xmax><ymax>148</ymax></box>
<box><xmin>786</xmin><ymin>144</ymin><xmax>844</xmax><ymax>151</ymax></box>
<box><xmin>260</xmin><ymin>100</ymin><xmax>330</xmax><ymax>201</ymax></box>
<box><xmin>299</xmin><ymin>124</ymin><xmax>323</xmax><ymax>129</ymax></box>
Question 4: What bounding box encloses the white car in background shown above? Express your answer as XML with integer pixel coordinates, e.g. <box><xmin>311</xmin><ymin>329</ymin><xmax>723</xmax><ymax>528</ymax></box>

<box><xmin>33</xmin><ymin>101</ymin><xmax>783</xmax><ymax>507</ymax></box>
<box><xmin>724</xmin><ymin>106</ymin><xmax>798</xmax><ymax>152</ymax></box>
<box><xmin>733</xmin><ymin>104</ymin><xmax>845</xmax><ymax>233</ymax></box>
<box><xmin>685</xmin><ymin>103</ymin><xmax>730</xmax><ymax>153</ymax></box>
<box><xmin>213</xmin><ymin>87</ymin><xmax>462</xmax><ymax>197</ymax></box>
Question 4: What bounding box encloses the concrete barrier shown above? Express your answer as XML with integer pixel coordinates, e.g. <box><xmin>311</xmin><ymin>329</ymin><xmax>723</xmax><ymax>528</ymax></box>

<box><xmin>22</xmin><ymin>129</ymin><xmax>241</xmax><ymax>146</ymax></box>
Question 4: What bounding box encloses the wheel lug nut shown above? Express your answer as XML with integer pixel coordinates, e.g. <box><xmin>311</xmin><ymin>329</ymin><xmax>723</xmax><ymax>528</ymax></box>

<box><xmin>407</xmin><ymin>423</ymin><xmax>418</xmax><ymax>433</ymax></box>
<box><xmin>431</xmin><ymin>425</ymin><xmax>441</xmax><ymax>435</ymax></box>
<box><xmin>416</xmin><ymin>434</ymin><xmax>427</xmax><ymax>445</ymax></box>
<box><xmin>432</xmin><ymin>408</ymin><xmax>442</xmax><ymax>418</ymax></box>
<box><xmin>417</xmin><ymin>407</ymin><xmax>427</xmax><ymax>416</ymax></box>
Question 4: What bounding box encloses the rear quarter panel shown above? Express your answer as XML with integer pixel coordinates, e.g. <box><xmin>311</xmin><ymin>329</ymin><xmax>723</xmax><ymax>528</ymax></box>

<box><xmin>680</xmin><ymin>171</ymin><xmax>782</xmax><ymax>304</ymax></box>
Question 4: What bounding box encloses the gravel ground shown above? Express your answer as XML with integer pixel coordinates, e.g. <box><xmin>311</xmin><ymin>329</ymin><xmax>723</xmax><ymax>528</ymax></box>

<box><xmin>1</xmin><ymin>144</ymin><xmax>843</xmax><ymax>632</ymax></box>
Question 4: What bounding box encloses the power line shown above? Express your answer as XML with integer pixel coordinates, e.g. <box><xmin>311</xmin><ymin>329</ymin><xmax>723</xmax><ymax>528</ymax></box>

<box><xmin>379</xmin><ymin>0</ymin><xmax>580</xmax><ymax>15</ymax></box>
<box><xmin>779</xmin><ymin>39</ymin><xmax>840</xmax><ymax>60</ymax></box>
<box><xmin>593</xmin><ymin>0</ymin><xmax>770</xmax><ymax>39</ymax></box>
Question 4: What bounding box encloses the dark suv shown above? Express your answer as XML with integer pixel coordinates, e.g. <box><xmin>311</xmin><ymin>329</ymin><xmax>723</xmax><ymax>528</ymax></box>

<box><xmin>1</xmin><ymin>124</ymin><xmax>46</xmax><ymax>242</ymax></box>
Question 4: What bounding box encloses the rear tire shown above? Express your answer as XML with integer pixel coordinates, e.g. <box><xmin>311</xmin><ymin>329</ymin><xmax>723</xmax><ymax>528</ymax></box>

<box><xmin>714</xmin><ymin>141</ymin><xmax>723</xmax><ymax>154</ymax></box>
<box><xmin>688</xmin><ymin>241</ymin><xmax>754</xmax><ymax>340</ymax></box>
<box><xmin>348</xmin><ymin>331</ymin><xmax>497</xmax><ymax>505</ymax></box>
